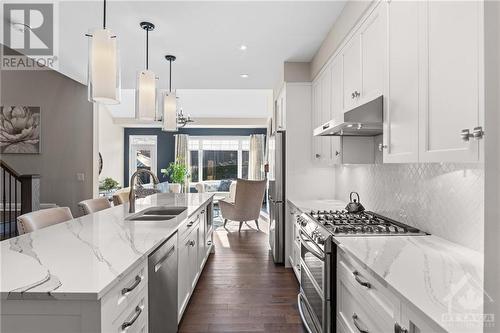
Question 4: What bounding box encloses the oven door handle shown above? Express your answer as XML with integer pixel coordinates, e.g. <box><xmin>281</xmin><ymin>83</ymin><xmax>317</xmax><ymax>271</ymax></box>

<box><xmin>297</xmin><ymin>293</ymin><xmax>318</xmax><ymax>333</ymax></box>
<box><xmin>299</xmin><ymin>231</ymin><xmax>325</xmax><ymax>261</ymax></box>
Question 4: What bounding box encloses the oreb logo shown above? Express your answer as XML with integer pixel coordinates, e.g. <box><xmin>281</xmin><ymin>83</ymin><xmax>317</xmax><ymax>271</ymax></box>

<box><xmin>2</xmin><ymin>3</ymin><xmax>58</xmax><ymax>70</ymax></box>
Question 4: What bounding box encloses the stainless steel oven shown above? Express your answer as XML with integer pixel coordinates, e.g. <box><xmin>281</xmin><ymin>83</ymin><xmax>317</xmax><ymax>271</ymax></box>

<box><xmin>297</xmin><ymin>215</ymin><xmax>335</xmax><ymax>333</ymax></box>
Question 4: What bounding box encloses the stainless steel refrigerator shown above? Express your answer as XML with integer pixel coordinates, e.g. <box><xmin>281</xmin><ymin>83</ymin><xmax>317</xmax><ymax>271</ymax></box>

<box><xmin>268</xmin><ymin>130</ymin><xmax>285</xmax><ymax>264</ymax></box>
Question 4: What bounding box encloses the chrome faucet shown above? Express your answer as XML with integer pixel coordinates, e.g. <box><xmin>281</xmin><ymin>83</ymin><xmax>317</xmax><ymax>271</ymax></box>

<box><xmin>129</xmin><ymin>169</ymin><xmax>160</xmax><ymax>213</ymax></box>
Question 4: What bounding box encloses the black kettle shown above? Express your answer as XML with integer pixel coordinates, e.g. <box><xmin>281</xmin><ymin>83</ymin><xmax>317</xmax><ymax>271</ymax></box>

<box><xmin>345</xmin><ymin>192</ymin><xmax>365</xmax><ymax>213</ymax></box>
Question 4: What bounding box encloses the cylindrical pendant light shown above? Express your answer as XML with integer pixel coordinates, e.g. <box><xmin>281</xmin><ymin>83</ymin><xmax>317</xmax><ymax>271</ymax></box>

<box><xmin>162</xmin><ymin>55</ymin><xmax>178</xmax><ymax>132</ymax></box>
<box><xmin>87</xmin><ymin>0</ymin><xmax>121</xmax><ymax>104</ymax></box>
<box><xmin>136</xmin><ymin>22</ymin><xmax>158</xmax><ymax>121</ymax></box>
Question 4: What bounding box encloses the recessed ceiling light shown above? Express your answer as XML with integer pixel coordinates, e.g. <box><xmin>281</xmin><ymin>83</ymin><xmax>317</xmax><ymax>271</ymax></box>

<box><xmin>239</xmin><ymin>45</ymin><xmax>247</xmax><ymax>51</ymax></box>
<box><xmin>240</xmin><ymin>74</ymin><xmax>249</xmax><ymax>78</ymax></box>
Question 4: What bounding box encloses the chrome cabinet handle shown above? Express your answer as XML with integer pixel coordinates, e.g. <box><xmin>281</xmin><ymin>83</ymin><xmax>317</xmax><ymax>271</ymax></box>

<box><xmin>378</xmin><ymin>143</ymin><xmax>388</xmax><ymax>151</ymax></box>
<box><xmin>461</xmin><ymin>127</ymin><xmax>484</xmax><ymax>142</ymax></box>
<box><xmin>352</xmin><ymin>313</ymin><xmax>369</xmax><ymax>333</ymax></box>
<box><xmin>121</xmin><ymin>275</ymin><xmax>142</xmax><ymax>295</ymax></box>
<box><xmin>394</xmin><ymin>322</ymin><xmax>408</xmax><ymax>333</ymax></box>
<box><xmin>353</xmin><ymin>271</ymin><xmax>371</xmax><ymax>288</ymax></box>
<box><xmin>352</xmin><ymin>91</ymin><xmax>361</xmax><ymax>99</ymax></box>
<box><xmin>121</xmin><ymin>306</ymin><xmax>143</xmax><ymax>330</ymax></box>
<box><xmin>189</xmin><ymin>240</ymin><xmax>196</xmax><ymax>247</ymax></box>
<box><xmin>335</xmin><ymin>151</ymin><xmax>341</xmax><ymax>156</ymax></box>
<box><xmin>207</xmin><ymin>240</ymin><xmax>212</xmax><ymax>246</ymax></box>
<box><xmin>322</xmin><ymin>123</ymin><xmax>330</xmax><ymax>130</ymax></box>
<box><xmin>472</xmin><ymin>126</ymin><xmax>485</xmax><ymax>140</ymax></box>
<box><xmin>461</xmin><ymin>129</ymin><xmax>471</xmax><ymax>142</ymax></box>
<box><xmin>315</xmin><ymin>153</ymin><xmax>321</xmax><ymax>158</ymax></box>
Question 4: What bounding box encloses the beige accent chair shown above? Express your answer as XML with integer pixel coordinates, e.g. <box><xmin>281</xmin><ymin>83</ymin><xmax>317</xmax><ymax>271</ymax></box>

<box><xmin>113</xmin><ymin>190</ymin><xmax>130</xmax><ymax>206</ymax></box>
<box><xmin>195</xmin><ymin>183</ymin><xmax>205</xmax><ymax>193</ymax></box>
<box><xmin>78</xmin><ymin>198</ymin><xmax>112</xmax><ymax>215</ymax></box>
<box><xmin>17</xmin><ymin>207</ymin><xmax>73</xmax><ymax>235</ymax></box>
<box><xmin>219</xmin><ymin>179</ymin><xmax>266</xmax><ymax>232</ymax></box>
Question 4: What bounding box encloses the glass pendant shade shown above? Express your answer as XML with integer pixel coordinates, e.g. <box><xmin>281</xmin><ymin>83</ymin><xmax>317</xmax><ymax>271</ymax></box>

<box><xmin>162</xmin><ymin>91</ymin><xmax>177</xmax><ymax>132</ymax></box>
<box><xmin>135</xmin><ymin>69</ymin><xmax>157</xmax><ymax>120</ymax></box>
<box><xmin>88</xmin><ymin>28</ymin><xmax>121</xmax><ymax>104</ymax></box>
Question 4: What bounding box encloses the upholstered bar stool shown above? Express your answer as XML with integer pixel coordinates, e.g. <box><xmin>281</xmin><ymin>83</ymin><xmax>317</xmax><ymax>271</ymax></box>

<box><xmin>78</xmin><ymin>197</ymin><xmax>112</xmax><ymax>215</ymax></box>
<box><xmin>113</xmin><ymin>191</ymin><xmax>130</xmax><ymax>206</ymax></box>
<box><xmin>17</xmin><ymin>207</ymin><xmax>73</xmax><ymax>235</ymax></box>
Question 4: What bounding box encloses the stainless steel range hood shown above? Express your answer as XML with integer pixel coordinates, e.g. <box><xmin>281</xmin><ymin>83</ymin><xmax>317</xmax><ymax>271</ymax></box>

<box><xmin>313</xmin><ymin>95</ymin><xmax>383</xmax><ymax>136</ymax></box>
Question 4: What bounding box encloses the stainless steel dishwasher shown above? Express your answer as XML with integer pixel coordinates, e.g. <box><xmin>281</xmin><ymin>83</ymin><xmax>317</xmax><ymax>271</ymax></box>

<box><xmin>149</xmin><ymin>232</ymin><xmax>178</xmax><ymax>333</ymax></box>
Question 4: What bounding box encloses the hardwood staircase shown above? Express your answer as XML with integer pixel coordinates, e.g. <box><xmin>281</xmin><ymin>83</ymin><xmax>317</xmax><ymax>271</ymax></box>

<box><xmin>0</xmin><ymin>160</ymin><xmax>40</xmax><ymax>240</ymax></box>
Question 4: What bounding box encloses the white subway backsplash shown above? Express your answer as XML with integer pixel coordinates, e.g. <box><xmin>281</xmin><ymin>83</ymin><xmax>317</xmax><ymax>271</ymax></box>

<box><xmin>334</xmin><ymin>163</ymin><xmax>484</xmax><ymax>251</ymax></box>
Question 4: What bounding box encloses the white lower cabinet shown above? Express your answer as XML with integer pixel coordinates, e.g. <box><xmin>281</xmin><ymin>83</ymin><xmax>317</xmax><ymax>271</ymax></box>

<box><xmin>337</xmin><ymin>250</ymin><xmax>445</xmax><ymax>333</ymax></box>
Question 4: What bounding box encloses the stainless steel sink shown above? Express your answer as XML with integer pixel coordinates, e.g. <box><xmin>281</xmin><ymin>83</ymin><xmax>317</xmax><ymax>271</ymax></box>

<box><xmin>143</xmin><ymin>207</ymin><xmax>187</xmax><ymax>216</ymax></box>
<box><xmin>127</xmin><ymin>215</ymin><xmax>176</xmax><ymax>221</ymax></box>
<box><xmin>125</xmin><ymin>206</ymin><xmax>187</xmax><ymax>221</ymax></box>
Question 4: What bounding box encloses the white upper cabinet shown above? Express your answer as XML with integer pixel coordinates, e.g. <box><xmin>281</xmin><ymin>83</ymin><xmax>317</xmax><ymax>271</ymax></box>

<box><xmin>312</xmin><ymin>65</ymin><xmax>333</xmax><ymax>163</ymax></box>
<box><xmin>342</xmin><ymin>35</ymin><xmax>362</xmax><ymax>111</ymax></box>
<box><xmin>384</xmin><ymin>0</ymin><xmax>419</xmax><ymax>163</ymax></box>
<box><xmin>360</xmin><ymin>2</ymin><xmax>386</xmax><ymax>102</ymax></box>
<box><xmin>418</xmin><ymin>0</ymin><xmax>483</xmax><ymax>162</ymax></box>
<box><xmin>330</xmin><ymin>57</ymin><xmax>343</xmax><ymax>164</ymax></box>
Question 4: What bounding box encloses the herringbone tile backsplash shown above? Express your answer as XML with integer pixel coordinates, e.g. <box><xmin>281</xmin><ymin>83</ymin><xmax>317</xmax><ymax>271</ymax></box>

<box><xmin>334</xmin><ymin>163</ymin><xmax>484</xmax><ymax>251</ymax></box>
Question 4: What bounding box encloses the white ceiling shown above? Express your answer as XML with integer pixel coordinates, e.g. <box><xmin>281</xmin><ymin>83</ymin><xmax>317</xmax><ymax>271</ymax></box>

<box><xmin>57</xmin><ymin>1</ymin><xmax>346</xmax><ymax>89</ymax></box>
<box><xmin>106</xmin><ymin>88</ymin><xmax>273</xmax><ymax>119</ymax></box>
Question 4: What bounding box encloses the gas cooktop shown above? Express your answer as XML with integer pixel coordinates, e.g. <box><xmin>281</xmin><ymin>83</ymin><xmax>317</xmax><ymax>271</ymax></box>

<box><xmin>307</xmin><ymin>210</ymin><xmax>427</xmax><ymax>236</ymax></box>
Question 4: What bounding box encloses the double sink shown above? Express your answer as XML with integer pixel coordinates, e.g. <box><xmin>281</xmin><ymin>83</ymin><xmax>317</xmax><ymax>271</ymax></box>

<box><xmin>126</xmin><ymin>206</ymin><xmax>187</xmax><ymax>221</ymax></box>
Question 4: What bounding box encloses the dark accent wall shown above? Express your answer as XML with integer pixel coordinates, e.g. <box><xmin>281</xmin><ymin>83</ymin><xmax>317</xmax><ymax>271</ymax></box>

<box><xmin>124</xmin><ymin>127</ymin><xmax>267</xmax><ymax>186</ymax></box>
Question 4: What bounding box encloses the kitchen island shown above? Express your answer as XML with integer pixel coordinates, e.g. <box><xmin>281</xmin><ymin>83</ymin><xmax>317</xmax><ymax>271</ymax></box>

<box><xmin>0</xmin><ymin>193</ymin><xmax>214</xmax><ymax>333</ymax></box>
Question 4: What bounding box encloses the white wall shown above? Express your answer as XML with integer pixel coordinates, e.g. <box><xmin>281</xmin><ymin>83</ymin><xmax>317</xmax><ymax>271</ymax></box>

<box><xmin>98</xmin><ymin>105</ymin><xmax>124</xmax><ymax>187</ymax></box>
<box><xmin>1</xmin><ymin>56</ymin><xmax>94</xmax><ymax>216</ymax></box>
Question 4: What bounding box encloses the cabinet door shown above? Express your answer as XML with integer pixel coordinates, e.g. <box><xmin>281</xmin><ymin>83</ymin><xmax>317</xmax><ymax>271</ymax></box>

<box><xmin>342</xmin><ymin>35</ymin><xmax>362</xmax><ymax>111</ymax></box>
<box><xmin>198</xmin><ymin>210</ymin><xmax>206</xmax><ymax>271</ymax></box>
<box><xmin>312</xmin><ymin>79</ymin><xmax>323</xmax><ymax>161</ymax></box>
<box><xmin>330</xmin><ymin>56</ymin><xmax>343</xmax><ymax>164</ymax></box>
<box><xmin>360</xmin><ymin>2</ymin><xmax>386</xmax><ymax>101</ymax></box>
<box><xmin>418</xmin><ymin>1</ymin><xmax>483</xmax><ymax>162</ymax></box>
<box><xmin>178</xmin><ymin>235</ymin><xmax>190</xmax><ymax>316</ymax></box>
<box><xmin>384</xmin><ymin>0</ymin><xmax>419</xmax><ymax>163</ymax></box>
<box><xmin>189</xmin><ymin>224</ymin><xmax>200</xmax><ymax>290</ymax></box>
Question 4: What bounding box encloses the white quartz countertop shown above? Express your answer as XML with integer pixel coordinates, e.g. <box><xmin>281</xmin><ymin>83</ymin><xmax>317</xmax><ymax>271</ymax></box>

<box><xmin>0</xmin><ymin>193</ymin><xmax>213</xmax><ymax>301</ymax></box>
<box><xmin>288</xmin><ymin>198</ymin><xmax>484</xmax><ymax>333</ymax></box>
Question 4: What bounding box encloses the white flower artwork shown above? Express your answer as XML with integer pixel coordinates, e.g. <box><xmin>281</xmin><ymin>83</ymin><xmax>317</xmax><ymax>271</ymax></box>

<box><xmin>0</xmin><ymin>106</ymin><xmax>41</xmax><ymax>154</ymax></box>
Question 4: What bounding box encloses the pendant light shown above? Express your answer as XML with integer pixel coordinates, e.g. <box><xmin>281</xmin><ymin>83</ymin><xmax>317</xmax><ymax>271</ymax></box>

<box><xmin>162</xmin><ymin>55</ymin><xmax>178</xmax><ymax>132</ymax></box>
<box><xmin>136</xmin><ymin>22</ymin><xmax>158</xmax><ymax>121</ymax></box>
<box><xmin>87</xmin><ymin>0</ymin><xmax>121</xmax><ymax>104</ymax></box>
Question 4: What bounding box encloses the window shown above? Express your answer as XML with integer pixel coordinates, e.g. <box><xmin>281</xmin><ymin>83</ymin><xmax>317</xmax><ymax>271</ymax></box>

<box><xmin>188</xmin><ymin>136</ymin><xmax>250</xmax><ymax>190</ymax></box>
<box><xmin>129</xmin><ymin>135</ymin><xmax>157</xmax><ymax>184</ymax></box>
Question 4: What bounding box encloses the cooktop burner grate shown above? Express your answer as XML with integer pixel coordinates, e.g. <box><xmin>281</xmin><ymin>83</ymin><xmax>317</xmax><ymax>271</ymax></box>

<box><xmin>308</xmin><ymin>210</ymin><xmax>427</xmax><ymax>236</ymax></box>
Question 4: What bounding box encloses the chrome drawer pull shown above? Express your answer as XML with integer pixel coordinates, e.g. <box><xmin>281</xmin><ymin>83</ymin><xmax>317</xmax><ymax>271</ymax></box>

<box><xmin>121</xmin><ymin>275</ymin><xmax>142</xmax><ymax>295</ymax></box>
<box><xmin>353</xmin><ymin>271</ymin><xmax>371</xmax><ymax>289</ymax></box>
<box><xmin>394</xmin><ymin>322</ymin><xmax>408</xmax><ymax>333</ymax></box>
<box><xmin>352</xmin><ymin>313</ymin><xmax>369</xmax><ymax>333</ymax></box>
<box><xmin>121</xmin><ymin>305</ymin><xmax>142</xmax><ymax>330</ymax></box>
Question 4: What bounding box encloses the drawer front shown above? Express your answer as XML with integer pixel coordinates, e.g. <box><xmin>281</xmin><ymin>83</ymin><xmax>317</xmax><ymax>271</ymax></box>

<box><xmin>178</xmin><ymin>211</ymin><xmax>202</xmax><ymax>239</ymax></box>
<box><xmin>337</xmin><ymin>276</ymin><xmax>390</xmax><ymax>333</ymax></box>
<box><xmin>337</xmin><ymin>252</ymin><xmax>397</xmax><ymax>332</ymax></box>
<box><xmin>107</xmin><ymin>292</ymin><xmax>148</xmax><ymax>333</ymax></box>
<box><xmin>101</xmin><ymin>261</ymin><xmax>148</xmax><ymax>321</ymax></box>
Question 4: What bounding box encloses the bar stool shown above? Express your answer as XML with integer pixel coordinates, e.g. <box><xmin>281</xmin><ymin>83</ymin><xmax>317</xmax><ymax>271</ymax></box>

<box><xmin>17</xmin><ymin>207</ymin><xmax>73</xmax><ymax>235</ymax></box>
<box><xmin>78</xmin><ymin>197</ymin><xmax>112</xmax><ymax>215</ymax></box>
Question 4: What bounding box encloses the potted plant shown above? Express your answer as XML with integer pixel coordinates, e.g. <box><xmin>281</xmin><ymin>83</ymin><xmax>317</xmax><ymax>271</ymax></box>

<box><xmin>161</xmin><ymin>157</ymin><xmax>190</xmax><ymax>193</ymax></box>
<box><xmin>99</xmin><ymin>177</ymin><xmax>121</xmax><ymax>195</ymax></box>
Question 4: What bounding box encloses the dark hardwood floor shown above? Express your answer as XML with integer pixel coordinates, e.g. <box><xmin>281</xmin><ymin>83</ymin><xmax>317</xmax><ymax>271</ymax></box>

<box><xmin>178</xmin><ymin>219</ymin><xmax>306</xmax><ymax>333</ymax></box>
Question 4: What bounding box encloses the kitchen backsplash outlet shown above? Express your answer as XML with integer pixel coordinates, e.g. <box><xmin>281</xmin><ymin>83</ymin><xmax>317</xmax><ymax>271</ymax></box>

<box><xmin>334</xmin><ymin>163</ymin><xmax>484</xmax><ymax>252</ymax></box>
